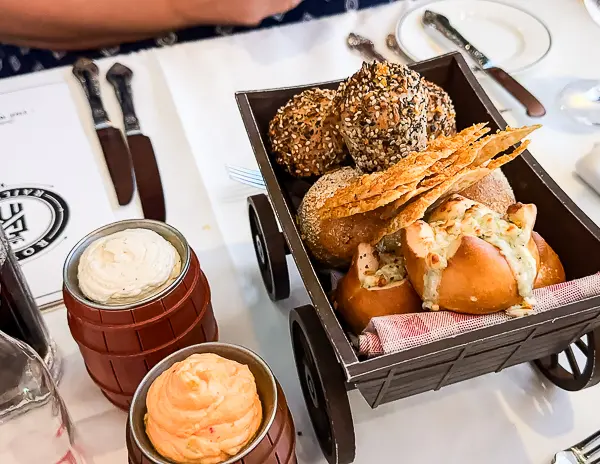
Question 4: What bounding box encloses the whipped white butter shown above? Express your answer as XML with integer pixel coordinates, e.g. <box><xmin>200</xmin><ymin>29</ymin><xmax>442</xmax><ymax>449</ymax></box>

<box><xmin>77</xmin><ymin>228</ymin><xmax>182</xmax><ymax>305</ymax></box>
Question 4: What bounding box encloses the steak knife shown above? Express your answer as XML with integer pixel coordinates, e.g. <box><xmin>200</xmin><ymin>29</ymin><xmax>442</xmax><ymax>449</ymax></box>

<box><xmin>422</xmin><ymin>10</ymin><xmax>546</xmax><ymax>118</ymax></box>
<box><xmin>72</xmin><ymin>58</ymin><xmax>135</xmax><ymax>205</ymax></box>
<box><xmin>107</xmin><ymin>63</ymin><xmax>166</xmax><ymax>222</ymax></box>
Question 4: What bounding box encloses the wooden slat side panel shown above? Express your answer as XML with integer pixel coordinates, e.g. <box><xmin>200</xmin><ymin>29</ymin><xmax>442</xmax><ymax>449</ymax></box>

<box><xmin>356</xmin><ymin>307</ymin><xmax>600</xmax><ymax>388</ymax></box>
<box><xmin>357</xmin><ymin>315</ymin><xmax>600</xmax><ymax>407</ymax></box>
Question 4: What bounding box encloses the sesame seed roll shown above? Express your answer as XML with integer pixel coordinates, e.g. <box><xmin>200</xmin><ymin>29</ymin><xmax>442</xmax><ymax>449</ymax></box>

<box><xmin>337</xmin><ymin>61</ymin><xmax>429</xmax><ymax>172</ymax></box>
<box><xmin>269</xmin><ymin>88</ymin><xmax>347</xmax><ymax>178</ymax></box>
<box><xmin>424</xmin><ymin>80</ymin><xmax>457</xmax><ymax>140</ymax></box>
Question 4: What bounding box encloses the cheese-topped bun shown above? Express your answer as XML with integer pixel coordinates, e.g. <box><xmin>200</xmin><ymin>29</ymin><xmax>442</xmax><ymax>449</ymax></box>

<box><xmin>532</xmin><ymin>232</ymin><xmax>566</xmax><ymax>288</ymax></box>
<box><xmin>401</xmin><ymin>195</ymin><xmax>542</xmax><ymax>316</ymax></box>
<box><xmin>335</xmin><ymin>243</ymin><xmax>422</xmax><ymax>334</ymax></box>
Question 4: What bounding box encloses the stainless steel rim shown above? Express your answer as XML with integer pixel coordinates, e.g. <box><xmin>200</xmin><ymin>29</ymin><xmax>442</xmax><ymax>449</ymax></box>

<box><xmin>129</xmin><ymin>342</ymin><xmax>278</xmax><ymax>464</ymax></box>
<box><xmin>62</xmin><ymin>219</ymin><xmax>191</xmax><ymax>311</ymax></box>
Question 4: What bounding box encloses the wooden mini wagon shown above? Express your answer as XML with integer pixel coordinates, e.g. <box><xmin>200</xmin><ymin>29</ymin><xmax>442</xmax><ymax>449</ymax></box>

<box><xmin>236</xmin><ymin>52</ymin><xmax>600</xmax><ymax>464</ymax></box>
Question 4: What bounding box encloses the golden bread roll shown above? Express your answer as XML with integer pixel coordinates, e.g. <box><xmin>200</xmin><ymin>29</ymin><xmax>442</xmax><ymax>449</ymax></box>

<box><xmin>298</xmin><ymin>167</ymin><xmax>388</xmax><ymax>268</ymax></box>
<box><xmin>402</xmin><ymin>195</ymin><xmax>542</xmax><ymax>316</ymax></box>
<box><xmin>532</xmin><ymin>232</ymin><xmax>566</xmax><ymax>288</ymax></box>
<box><xmin>335</xmin><ymin>243</ymin><xmax>422</xmax><ymax>334</ymax></box>
<box><xmin>460</xmin><ymin>169</ymin><xmax>515</xmax><ymax>214</ymax></box>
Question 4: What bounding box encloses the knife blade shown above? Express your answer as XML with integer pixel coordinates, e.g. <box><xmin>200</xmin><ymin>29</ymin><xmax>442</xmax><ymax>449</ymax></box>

<box><xmin>72</xmin><ymin>58</ymin><xmax>135</xmax><ymax>205</ymax></box>
<box><xmin>106</xmin><ymin>63</ymin><xmax>166</xmax><ymax>222</ymax></box>
<box><xmin>422</xmin><ymin>10</ymin><xmax>546</xmax><ymax>118</ymax></box>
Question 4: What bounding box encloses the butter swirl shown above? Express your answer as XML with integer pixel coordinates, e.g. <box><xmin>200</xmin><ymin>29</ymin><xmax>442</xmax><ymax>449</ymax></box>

<box><xmin>145</xmin><ymin>353</ymin><xmax>263</xmax><ymax>464</ymax></box>
<box><xmin>77</xmin><ymin>228</ymin><xmax>181</xmax><ymax>305</ymax></box>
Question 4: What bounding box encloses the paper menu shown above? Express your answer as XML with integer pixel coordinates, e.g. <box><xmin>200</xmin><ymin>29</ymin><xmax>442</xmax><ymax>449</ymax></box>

<box><xmin>0</xmin><ymin>82</ymin><xmax>117</xmax><ymax>308</ymax></box>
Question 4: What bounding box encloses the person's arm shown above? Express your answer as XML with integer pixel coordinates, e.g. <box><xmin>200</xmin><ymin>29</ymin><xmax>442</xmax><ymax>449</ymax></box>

<box><xmin>0</xmin><ymin>0</ymin><xmax>300</xmax><ymax>50</ymax></box>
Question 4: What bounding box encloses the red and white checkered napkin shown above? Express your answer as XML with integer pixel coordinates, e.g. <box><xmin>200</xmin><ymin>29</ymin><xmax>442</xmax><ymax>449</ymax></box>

<box><xmin>358</xmin><ymin>273</ymin><xmax>600</xmax><ymax>357</ymax></box>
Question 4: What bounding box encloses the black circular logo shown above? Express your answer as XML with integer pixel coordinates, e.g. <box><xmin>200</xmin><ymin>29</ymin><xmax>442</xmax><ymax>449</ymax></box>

<box><xmin>0</xmin><ymin>186</ymin><xmax>69</xmax><ymax>261</ymax></box>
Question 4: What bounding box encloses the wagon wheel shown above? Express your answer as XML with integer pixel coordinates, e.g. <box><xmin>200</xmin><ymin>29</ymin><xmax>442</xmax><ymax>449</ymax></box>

<box><xmin>290</xmin><ymin>305</ymin><xmax>355</xmax><ymax>464</ymax></box>
<box><xmin>534</xmin><ymin>328</ymin><xmax>600</xmax><ymax>391</ymax></box>
<box><xmin>248</xmin><ymin>194</ymin><xmax>290</xmax><ymax>301</ymax></box>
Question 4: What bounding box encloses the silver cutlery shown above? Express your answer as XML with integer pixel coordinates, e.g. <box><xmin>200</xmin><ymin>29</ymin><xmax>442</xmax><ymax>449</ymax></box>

<box><xmin>346</xmin><ymin>33</ymin><xmax>386</xmax><ymax>62</ymax></box>
<box><xmin>226</xmin><ymin>165</ymin><xmax>266</xmax><ymax>189</ymax></box>
<box><xmin>72</xmin><ymin>58</ymin><xmax>135</xmax><ymax>206</ymax></box>
<box><xmin>107</xmin><ymin>63</ymin><xmax>166</xmax><ymax>222</ymax></box>
<box><xmin>553</xmin><ymin>429</ymin><xmax>600</xmax><ymax>464</ymax></box>
<box><xmin>385</xmin><ymin>33</ymin><xmax>415</xmax><ymax>63</ymax></box>
<box><xmin>348</xmin><ymin>32</ymin><xmax>511</xmax><ymax>114</ymax></box>
<box><xmin>387</xmin><ymin>33</ymin><xmax>483</xmax><ymax>75</ymax></box>
<box><xmin>422</xmin><ymin>9</ymin><xmax>546</xmax><ymax>117</ymax></box>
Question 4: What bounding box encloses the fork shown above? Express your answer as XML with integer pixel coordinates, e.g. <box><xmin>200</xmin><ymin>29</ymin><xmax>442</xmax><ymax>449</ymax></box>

<box><xmin>226</xmin><ymin>164</ymin><xmax>266</xmax><ymax>189</ymax></box>
<box><xmin>553</xmin><ymin>429</ymin><xmax>600</xmax><ymax>463</ymax></box>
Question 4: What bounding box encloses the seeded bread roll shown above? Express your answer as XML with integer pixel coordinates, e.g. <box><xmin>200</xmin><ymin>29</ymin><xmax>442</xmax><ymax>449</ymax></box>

<box><xmin>269</xmin><ymin>88</ymin><xmax>347</xmax><ymax>178</ymax></box>
<box><xmin>337</xmin><ymin>61</ymin><xmax>428</xmax><ymax>172</ymax></box>
<box><xmin>298</xmin><ymin>167</ymin><xmax>388</xmax><ymax>268</ymax></box>
<box><xmin>460</xmin><ymin>169</ymin><xmax>515</xmax><ymax>214</ymax></box>
<box><xmin>424</xmin><ymin>80</ymin><xmax>456</xmax><ymax>140</ymax></box>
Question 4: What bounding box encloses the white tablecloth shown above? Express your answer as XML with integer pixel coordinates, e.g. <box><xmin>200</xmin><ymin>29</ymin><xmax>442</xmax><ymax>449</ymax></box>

<box><xmin>3</xmin><ymin>0</ymin><xmax>600</xmax><ymax>463</ymax></box>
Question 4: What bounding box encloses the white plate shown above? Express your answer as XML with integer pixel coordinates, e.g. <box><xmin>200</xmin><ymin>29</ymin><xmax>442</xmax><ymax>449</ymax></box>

<box><xmin>584</xmin><ymin>0</ymin><xmax>600</xmax><ymax>27</ymax></box>
<box><xmin>396</xmin><ymin>0</ymin><xmax>552</xmax><ymax>73</ymax></box>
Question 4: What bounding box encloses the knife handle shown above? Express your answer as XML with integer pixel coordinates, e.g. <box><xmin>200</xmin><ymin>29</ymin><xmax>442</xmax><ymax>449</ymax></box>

<box><xmin>347</xmin><ymin>33</ymin><xmax>387</xmax><ymax>63</ymax></box>
<box><xmin>72</xmin><ymin>58</ymin><xmax>110</xmax><ymax>127</ymax></box>
<box><xmin>106</xmin><ymin>63</ymin><xmax>141</xmax><ymax>133</ymax></box>
<box><xmin>423</xmin><ymin>11</ymin><xmax>489</xmax><ymax>67</ymax></box>
<box><xmin>486</xmin><ymin>67</ymin><xmax>546</xmax><ymax>118</ymax></box>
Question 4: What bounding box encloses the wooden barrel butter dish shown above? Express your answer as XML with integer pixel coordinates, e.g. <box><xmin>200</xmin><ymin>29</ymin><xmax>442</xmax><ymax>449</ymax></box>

<box><xmin>128</xmin><ymin>343</ymin><xmax>297</xmax><ymax>464</ymax></box>
<box><xmin>63</xmin><ymin>220</ymin><xmax>218</xmax><ymax>410</ymax></box>
<box><xmin>73</xmin><ymin>297</ymin><xmax>215</xmax><ymax>410</ymax></box>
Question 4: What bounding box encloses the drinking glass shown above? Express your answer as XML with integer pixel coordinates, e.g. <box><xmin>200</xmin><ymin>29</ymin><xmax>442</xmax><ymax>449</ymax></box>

<box><xmin>0</xmin><ymin>330</ymin><xmax>86</xmax><ymax>463</ymax></box>
<box><xmin>559</xmin><ymin>79</ymin><xmax>600</xmax><ymax>126</ymax></box>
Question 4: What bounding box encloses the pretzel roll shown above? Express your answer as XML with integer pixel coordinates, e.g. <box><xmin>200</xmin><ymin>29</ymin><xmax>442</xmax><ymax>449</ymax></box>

<box><xmin>402</xmin><ymin>195</ymin><xmax>543</xmax><ymax>315</ymax></box>
<box><xmin>335</xmin><ymin>243</ymin><xmax>421</xmax><ymax>334</ymax></box>
<box><xmin>532</xmin><ymin>232</ymin><xmax>566</xmax><ymax>289</ymax></box>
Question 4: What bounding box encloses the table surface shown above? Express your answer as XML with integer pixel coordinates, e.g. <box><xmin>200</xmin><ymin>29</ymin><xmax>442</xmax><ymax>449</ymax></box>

<box><xmin>3</xmin><ymin>0</ymin><xmax>600</xmax><ymax>463</ymax></box>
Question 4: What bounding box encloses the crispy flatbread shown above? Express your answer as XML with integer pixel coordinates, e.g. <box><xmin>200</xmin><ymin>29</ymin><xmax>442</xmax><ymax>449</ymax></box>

<box><xmin>486</xmin><ymin>140</ymin><xmax>530</xmax><ymax>170</ymax></box>
<box><xmin>324</xmin><ymin>145</ymin><xmax>468</xmax><ymax>219</ymax></box>
<box><xmin>418</xmin><ymin>134</ymin><xmax>491</xmax><ymax>188</ymax></box>
<box><xmin>473</xmin><ymin>125</ymin><xmax>540</xmax><ymax>166</ymax></box>
<box><xmin>375</xmin><ymin>139</ymin><xmax>534</xmax><ymax>240</ymax></box>
<box><xmin>422</xmin><ymin>125</ymin><xmax>490</xmax><ymax>176</ymax></box>
<box><xmin>419</xmin><ymin>126</ymin><xmax>535</xmax><ymax>189</ymax></box>
<box><xmin>317</xmin><ymin>124</ymin><xmax>539</xmax><ymax>234</ymax></box>
<box><xmin>427</xmin><ymin>123</ymin><xmax>488</xmax><ymax>152</ymax></box>
<box><xmin>323</xmin><ymin>179</ymin><xmax>420</xmax><ymax>219</ymax></box>
<box><xmin>321</xmin><ymin>124</ymin><xmax>489</xmax><ymax>210</ymax></box>
<box><xmin>382</xmin><ymin>125</ymin><xmax>489</xmax><ymax>181</ymax></box>
<box><xmin>374</xmin><ymin>175</ymin><xmax>460</xmax><ymax>242</ymax></box>
<box><xmin>444</xmin><ymin>167</ymin><xmax>492</xmax><ymax>199</ymax></box>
